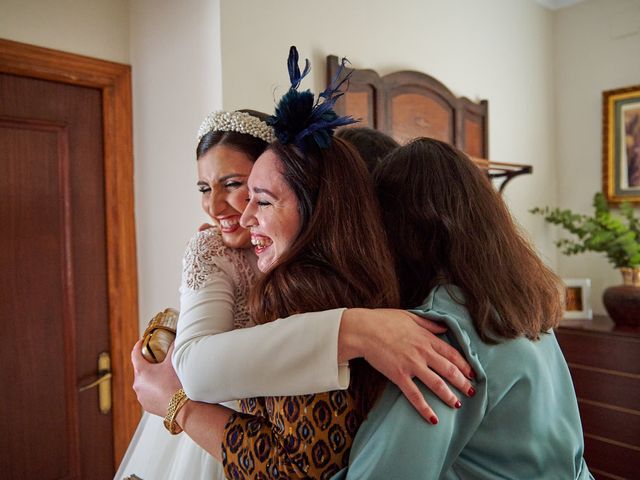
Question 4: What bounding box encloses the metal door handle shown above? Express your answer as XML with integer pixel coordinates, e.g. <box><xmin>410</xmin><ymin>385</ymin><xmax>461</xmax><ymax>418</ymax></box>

<box><xmin>78</xmin><ymin>352</ymin><xmax>112</xmax><ymax>414</ymax></box>
<box><xmin>78</xmin><ymin>372</ymin><xmax>112</xmax><ymax>392</ymax></box>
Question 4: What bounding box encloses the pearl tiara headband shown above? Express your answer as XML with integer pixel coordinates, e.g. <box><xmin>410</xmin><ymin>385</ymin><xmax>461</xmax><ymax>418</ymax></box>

<box><xmin>197</xmin><ymin>110</ymin><xmax>276</xmax><ymax>143</ymax></box>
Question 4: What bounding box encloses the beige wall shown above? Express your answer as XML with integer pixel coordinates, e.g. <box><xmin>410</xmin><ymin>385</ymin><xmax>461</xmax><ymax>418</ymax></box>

<box><xmin>1</xmin><ymin>0</ymin><xmax>223</xmax><ymax>330</ymax></box>
<box><xmin>554</xmin><ymin>0</ymin><xmax>640</xmax><ymax>313</ymax></box>
<box><xmin>0</xmin><ymin>0</ymin><xmax>130</xmax><ymax>63</ymax></box>
<box><xmin>220</xmin><ymin>0</ymin><xmax>559</xmax><ymax>266</ymax></box>
<box><xmin>130</xmin><ymin>0</ymin><xmax>223</xmax><ymax>328</ymax></box>
<box><xmin>5</xmin><ymin>0</ymin><xmax>635</xmax><ymax>321</ymax></box>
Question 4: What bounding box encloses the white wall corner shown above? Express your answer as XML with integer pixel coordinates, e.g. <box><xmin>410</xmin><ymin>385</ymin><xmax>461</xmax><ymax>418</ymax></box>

<box><xmin>130</xmin><ymin>0</ymin><xmax>223</xmax><ymax>331</ymax></box>
<box><xmin>536</xmin><ymin>0</ymin><xmax>586</xmax><ymax>11</ymax></box>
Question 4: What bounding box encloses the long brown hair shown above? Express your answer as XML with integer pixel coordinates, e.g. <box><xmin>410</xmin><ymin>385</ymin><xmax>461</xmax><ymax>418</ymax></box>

<box><xmin>336</xmin><ymin>127</ymin><xmax>400</xmax><ymax>173</ymax></box>
<box><xmin>250</xmin><ymin>137</ymin><xmax>400</xmax><ymax>418</ymax></box>
<box><xmin>374</xmin><ymin>137</ymin><xmax>562</xmax><ymax>342</ymax></box>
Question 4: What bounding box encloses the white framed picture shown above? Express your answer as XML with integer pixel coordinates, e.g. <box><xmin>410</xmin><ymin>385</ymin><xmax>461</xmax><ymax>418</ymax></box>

<box><xmin>562</xmin><ymin>278</ymin><xmax>592</xmax><ymax>320</ymax></box>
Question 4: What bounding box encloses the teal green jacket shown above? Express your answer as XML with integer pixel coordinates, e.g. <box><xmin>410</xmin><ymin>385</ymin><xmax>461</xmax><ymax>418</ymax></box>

<box><xmin>333</xmin><ymin>285</ymin><xmax>593</xmax><ymax>479</ymax></box>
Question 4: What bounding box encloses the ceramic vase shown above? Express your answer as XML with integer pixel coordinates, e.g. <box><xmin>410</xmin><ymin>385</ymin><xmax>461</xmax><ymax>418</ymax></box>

<box><xmin>602</xmin><ymin>267</ymin><xmax>640</xmax><ymax>328</ymax></box>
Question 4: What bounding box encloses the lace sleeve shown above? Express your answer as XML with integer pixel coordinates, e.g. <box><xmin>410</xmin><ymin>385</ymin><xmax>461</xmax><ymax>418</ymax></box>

<box><xmin>181</xmin><ymin>228</ymin><xmax>233</xmax><ymax>291</ymax></box>
<box><xmin>180</xmin><ymin>228</ymin><xmax>254</xmax><ymax>328</ymax></box>
<box><xmin>175</xmin><ymin>228</ymin><xmax>258</xmax><ymax>400</ymax></box>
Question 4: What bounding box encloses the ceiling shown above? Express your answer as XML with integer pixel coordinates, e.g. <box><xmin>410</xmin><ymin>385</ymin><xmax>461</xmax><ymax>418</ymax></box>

<box><xmin>536</xmin><ymin>0</ymin><xmax>586</xmax><ymax>10</ymax></box>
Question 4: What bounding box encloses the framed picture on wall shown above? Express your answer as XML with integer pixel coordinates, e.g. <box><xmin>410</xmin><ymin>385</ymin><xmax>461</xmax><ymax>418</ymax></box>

<box><xmin>603</xmin><ymin>84</ymin><xmax>640</xmax><ymax>203</ymax></box>
<box><xmin>562</xmin><ymin>278</ymin><xmax>592</xmax><ymax>320</ymax></box>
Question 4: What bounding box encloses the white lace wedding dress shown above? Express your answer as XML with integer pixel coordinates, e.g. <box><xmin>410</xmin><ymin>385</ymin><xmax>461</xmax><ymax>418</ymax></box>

<box><xmin>115</xmin><ymin>228</ymin><xmax>256</xmax><ymax>480</ymax></box>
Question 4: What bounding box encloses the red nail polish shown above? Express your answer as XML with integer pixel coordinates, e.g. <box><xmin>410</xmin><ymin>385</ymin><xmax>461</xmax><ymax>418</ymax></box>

<box><xmin>454</xmin><ymin>400</ymin><xmax>462</xmax><ymax>409</ymax></box>
<box><xmin>468</xmin><ymin>387</ymin><xmax>476</xmax><ymax>397</ymax></box>
<box><xmin>469</xmin><ymin>370</ymin><xmax>476</xmax><ymax>379</ymax></box>
<box><xmin>430</xmin><ymin>416</ymin><xmax>438</xmax><ymax>425</ymax></box>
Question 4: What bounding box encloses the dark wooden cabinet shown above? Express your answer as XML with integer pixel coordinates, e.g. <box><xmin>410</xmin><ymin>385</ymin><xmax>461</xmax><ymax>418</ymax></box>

<box><xmin>556</xmin><ymin>316</ymin><xmax>640</xmax><ymax>479</ymax></box>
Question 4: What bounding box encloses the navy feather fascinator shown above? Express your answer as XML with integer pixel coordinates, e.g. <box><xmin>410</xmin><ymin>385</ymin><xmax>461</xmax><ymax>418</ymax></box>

<box><xmin>267</xmin><ymin>46</ymin><xmax>357</xmax><ymax>151</ymax></box>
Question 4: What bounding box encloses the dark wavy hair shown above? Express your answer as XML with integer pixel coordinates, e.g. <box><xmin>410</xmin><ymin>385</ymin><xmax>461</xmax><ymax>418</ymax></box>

<box><xmin>250</xmin><ymin>137</ymin><xmax>401</xmax><ymax>418</ymax></box>
<box><xmin>374</xmin><ymin>137</ymin><xmax>562</xmax><ymax>342</ymax></box>
<box><xmin>336</xmin><ymin>127</ymin><xmax>400</xmax><ymax>173</ymax></box>
<box><xmin>196</xmin><ymin>109</ymin><xmax>269</xmax><ymax>160</ymax></box>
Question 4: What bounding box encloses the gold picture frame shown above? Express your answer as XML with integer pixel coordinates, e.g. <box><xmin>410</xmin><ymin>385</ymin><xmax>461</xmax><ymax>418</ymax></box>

<box><xmin>603</xmin><ymin>84</ymin><xmax>640</xmax><ymax>203</ymax></box>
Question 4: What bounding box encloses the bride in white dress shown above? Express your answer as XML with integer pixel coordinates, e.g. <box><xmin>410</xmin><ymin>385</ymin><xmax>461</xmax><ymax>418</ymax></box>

<box><xmin>116</xmin><ymin>110</ymin><xmax>477</xmax><ymax>479</ymax></box>
<box><xmin>116</xmin><ymin>110</ymin><xmax>277</xmax><ymax>479</ymax></box>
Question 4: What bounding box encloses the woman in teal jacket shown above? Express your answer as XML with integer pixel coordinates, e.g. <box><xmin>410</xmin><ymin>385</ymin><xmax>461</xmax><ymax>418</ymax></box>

<box><xmin>334</xmin><ymin>138</ymin><xmax>593</xmax><ymax>479</ymax></box>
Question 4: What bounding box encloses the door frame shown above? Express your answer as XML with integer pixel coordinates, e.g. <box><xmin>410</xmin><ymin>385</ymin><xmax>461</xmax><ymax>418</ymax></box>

<box><xmin>0</xmin><ymin>38</ymin><xmax>139</xmax><ymax>466</ymax></box>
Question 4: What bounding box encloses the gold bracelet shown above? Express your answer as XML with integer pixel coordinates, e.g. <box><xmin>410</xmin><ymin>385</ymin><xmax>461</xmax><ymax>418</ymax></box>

<box><xmin>163</xmin><ymin>388</ymin><xmax>189</xmax><ymax>435</ymax></box>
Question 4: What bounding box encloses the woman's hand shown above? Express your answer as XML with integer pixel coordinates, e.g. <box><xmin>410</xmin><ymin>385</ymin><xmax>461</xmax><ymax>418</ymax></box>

<box><xmin>131</xmin><ymin>340</ymin><xmax>182</xmax><ymax>417</ymax></box>
<box><xmin>339</xmin><ymin>309</ymin><xmax>476</xmax><ymax>424</ymax></box>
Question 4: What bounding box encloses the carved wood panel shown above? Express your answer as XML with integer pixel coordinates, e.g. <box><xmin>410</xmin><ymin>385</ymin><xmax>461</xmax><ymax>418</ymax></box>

<box><xmin>327</xmin><ymin>55</ymin><xmax>488</xmax><ymax>158</ymax></box>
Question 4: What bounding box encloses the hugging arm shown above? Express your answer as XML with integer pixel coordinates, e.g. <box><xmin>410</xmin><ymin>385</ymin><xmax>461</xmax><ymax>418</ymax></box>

<box><xmin>174</xmin><ymin>298</ymin><xmax>475</xmax><ymax>423</ymax></box>
<box><xmin>174</xmin><ymin>302</ymin><xmax>349</xmax><ymax>401</ymax></box>
<box><xmin>131</xmin><ymin>340</ymin><xmax>231</xmax><ymax>461</ymax></box>
<box><xmin>172</xmin><ymin>229</ymin><xmax>351</xmax><ymax>403</ymax></box>
<box><xmin>334</xmin><ymin>307</ymin><xmax>487</xmax><ymax>479</ymax></box>
<box><xmin>172</xmin><ymin>229</ymin><xmax>475</xmax><ymax>423</ymax></box>
<box><xmin>339</xmin><ymin>308</ymin><xmax>475</xmax><ymax>422</ymax></box>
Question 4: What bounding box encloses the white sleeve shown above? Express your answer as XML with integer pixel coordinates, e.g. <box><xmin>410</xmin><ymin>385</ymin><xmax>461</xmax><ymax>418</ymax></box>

<box><xmin>173</xmin><ymin>307</ymin><xmax>349</xmax><ymax>403</ymax></box>
<box><xmin>172</xmin><ymin>229</ymin><xmax>349</xmax><ymax>403</ymax></box>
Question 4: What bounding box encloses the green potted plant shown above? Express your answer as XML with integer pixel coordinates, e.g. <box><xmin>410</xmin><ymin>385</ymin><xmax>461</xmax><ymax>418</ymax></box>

<box><xmin>531</xmin><ymin>192</ymin><xmax>640</xmax><ymax>327</ymax></box>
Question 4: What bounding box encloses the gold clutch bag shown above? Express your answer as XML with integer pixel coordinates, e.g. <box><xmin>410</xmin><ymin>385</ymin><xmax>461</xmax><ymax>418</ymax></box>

<box><xmin>141</xmin><ymin>308</ymin><xmax>179</xmax><ymax>363</ymax></box>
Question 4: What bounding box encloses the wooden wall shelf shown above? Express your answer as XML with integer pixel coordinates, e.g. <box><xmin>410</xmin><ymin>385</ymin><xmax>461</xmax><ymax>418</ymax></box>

<box><xmin>471</xmin><ymin>158</ymin><xmax>533</xmax><ymax>192</ymax></box>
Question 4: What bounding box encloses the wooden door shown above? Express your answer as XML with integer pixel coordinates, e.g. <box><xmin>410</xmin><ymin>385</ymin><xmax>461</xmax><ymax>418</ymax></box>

<box><xmin>0</xmin><ymin>73</ymin><xmax>115</xmax><ymax>478</ymax></box>
<box><xmin>0</xmin><ymin>39</ymin><xmax>139</xmax><ymax>477</ymax></box>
